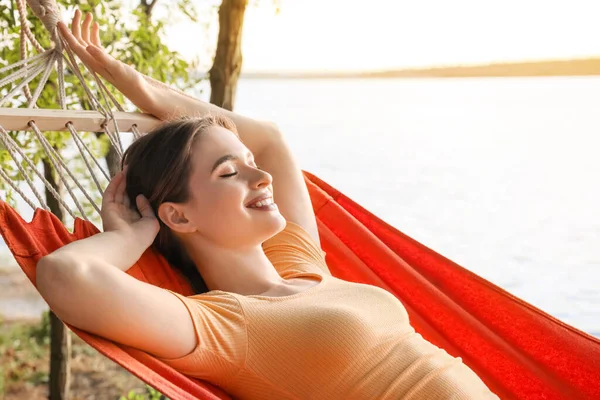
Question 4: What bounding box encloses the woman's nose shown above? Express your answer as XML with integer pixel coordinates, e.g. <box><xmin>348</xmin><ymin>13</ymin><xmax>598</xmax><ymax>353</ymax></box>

<box><xmin>250</xmin><ymin>167</ymin><xmax>272</xmax><ymax>189</ymax></box>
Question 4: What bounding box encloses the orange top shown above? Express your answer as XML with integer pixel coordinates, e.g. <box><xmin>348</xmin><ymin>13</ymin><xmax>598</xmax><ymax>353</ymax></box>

<box><xmin>157</xmin><ymin>221</ymin><xmax>498</xmax><ymax>399</ymax></box>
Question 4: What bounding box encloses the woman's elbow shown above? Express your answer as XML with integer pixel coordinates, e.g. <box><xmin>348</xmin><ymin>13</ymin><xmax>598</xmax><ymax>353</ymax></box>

<box><xmin>36</xmin><ymin>253</ymin><xmax>86</xmax><ymax>316</ymax></box>
<box><xmin>263</xmin><ymin>121</ymin><xmax>284</xmax><ymax>142</ymax></box>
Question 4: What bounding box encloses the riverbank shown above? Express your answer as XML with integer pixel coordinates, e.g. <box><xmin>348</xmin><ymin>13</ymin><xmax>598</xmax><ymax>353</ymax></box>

<box><xmin>0</xmin><ymin>315</ymin><xmax>159</xmax><ymax>400</ymax></box>
<box><xmin>240</xmin><ymin>57</ymin><xmax>600</xmax><ymax>79</ymax></box>
<box><xmin>0</xmin><ymin>260</ymin><xmax>161</xmax><ymax>399</ymax></box>
<box><xmin>0</xmin><ymin>259</ymin><xmax>47</xmax><ymax>322</ymax></box>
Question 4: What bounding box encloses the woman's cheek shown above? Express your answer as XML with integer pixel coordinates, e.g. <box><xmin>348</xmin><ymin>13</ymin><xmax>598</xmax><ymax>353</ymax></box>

<box><xmin>214</xmin><ymin>186</ymin><xmax>245</xmax><ymax>220</ymax></box>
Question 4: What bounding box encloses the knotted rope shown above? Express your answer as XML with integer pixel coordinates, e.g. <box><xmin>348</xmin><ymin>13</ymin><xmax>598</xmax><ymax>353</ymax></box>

<box><xmin>24</xmin><ymin>0</ymin><xmax>61</xmax><ymax>40</ymax></box>
<box><xmin>0</xmin><ymin>0</ymin><xmax>131</xmax><ymax>222</ymax></box>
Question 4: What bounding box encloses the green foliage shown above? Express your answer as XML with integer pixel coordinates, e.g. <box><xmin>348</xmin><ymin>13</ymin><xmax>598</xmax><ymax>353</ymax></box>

<box><xmin>120</xmin><ymin>384</ymin><xmax>169</xmax><ymax>400</ymax></box>
<box><xmin>177</xmin><ymin>0</ymin><xmax>200</xmax><ymax>23</ymax></box>
<box><xmin>29</xmin><ymin>310</ymin><xmax>51</xmax><ymax>346</ymax></box>
<box><xmin>0</xmin><ymin>312</ymin><xmax>52</xmax><ymax>389</ymax></box>
<box><xmin>0</xmin><ymin>0</ymin><xmax>201</xmax><ymax>220</ymax></box>
<box><xmin>0</xmin><ymin>356</ymin><xmax>4</xmax><ymax>397</ymax></box>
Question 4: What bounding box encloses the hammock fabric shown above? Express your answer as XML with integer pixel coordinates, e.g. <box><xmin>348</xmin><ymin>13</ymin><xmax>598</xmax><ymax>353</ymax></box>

<box><xmin>1</xmin><ymin>171</ymin><xmax>599</xmax><ymax>400</ymax></box>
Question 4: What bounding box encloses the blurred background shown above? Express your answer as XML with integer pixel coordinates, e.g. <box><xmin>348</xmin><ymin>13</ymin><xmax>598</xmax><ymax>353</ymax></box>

<box><xmin>1</xmin><ymin>0</ymin><xmax>599</xmax><ymax>398</ymax></box>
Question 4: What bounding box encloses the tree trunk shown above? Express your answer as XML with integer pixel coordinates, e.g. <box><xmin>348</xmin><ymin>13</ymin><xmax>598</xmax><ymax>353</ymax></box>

<box><xmin>43</xmin><ymin>158</ymin><xmax>64</xmax><ymax>222</ymax></box>
<box><xmin>209</xmin><ymin>0</ymin><xmax>248</xmax><ymax>111</ymax></box>
<box><xmin>49</xmin><ymin>312</ymin><xmax>71</xmax><ymax>400</ymax></box>
<box><xmin>139</xmin><ymin>0</ymin><xmax>158</xmax><ymax>17</ymax></box>
<box><xmin>43</xmin><ymin>158</ymin><xmax>71</xmax><ymax>400</ymax></box>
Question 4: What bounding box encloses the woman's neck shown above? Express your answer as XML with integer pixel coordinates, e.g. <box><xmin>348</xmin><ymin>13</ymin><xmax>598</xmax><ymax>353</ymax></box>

<box><xmin>187</xmin><ymin>239</ymin><xmax>286</xmax><ymax>296</ymax></box>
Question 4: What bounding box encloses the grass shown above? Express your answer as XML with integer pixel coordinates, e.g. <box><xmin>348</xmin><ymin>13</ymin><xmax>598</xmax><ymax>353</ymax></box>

<box><xmin>0</xmin><ymin>312</ymin><xmax>168</xmax><ymax>400</ymax></box>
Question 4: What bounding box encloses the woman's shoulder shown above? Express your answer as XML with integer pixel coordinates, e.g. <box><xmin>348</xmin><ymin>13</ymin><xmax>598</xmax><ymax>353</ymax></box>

<box><xmin>157</xmin><ymin>290</ymin><xmax>247</xmax><ymax>374</ymax></box>
<box><xmin>262</xmin><ymin>220</ymin><xmax>331</xmax><ymax>276</ymax></box>
<box><xmin>168</xmin><ymin>289</ymin><xmax>245</xmax><ymax>319</ymax></box>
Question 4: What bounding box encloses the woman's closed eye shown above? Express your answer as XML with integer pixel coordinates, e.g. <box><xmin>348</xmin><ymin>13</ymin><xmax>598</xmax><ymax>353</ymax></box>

<box><xmin>219</xmin><ymin>161</ymin><xmax>261</xmax><ymax>178</ymax></box>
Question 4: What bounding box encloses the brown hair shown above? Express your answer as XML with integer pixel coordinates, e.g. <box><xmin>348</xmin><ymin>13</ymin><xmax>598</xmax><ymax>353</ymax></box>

<box><xmin>122</xmin><ymin>115</ymin><xmax>238</xmax><ymax>294</ymax></box>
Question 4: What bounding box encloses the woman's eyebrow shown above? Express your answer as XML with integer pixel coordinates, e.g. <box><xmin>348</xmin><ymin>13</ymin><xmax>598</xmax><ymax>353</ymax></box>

<box><xmin>210</xmin><ymin>150</ymin><xmax>254</xmax><ymax>173</ymax></box>
<box><xmin>211</xmin><ymin>154</ymin><xmax>237</xmax><ymax>172</ymax></box>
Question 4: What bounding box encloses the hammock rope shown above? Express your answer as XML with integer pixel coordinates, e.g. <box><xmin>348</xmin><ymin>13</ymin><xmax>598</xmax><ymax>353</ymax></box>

<box><xmin>0</xmin><ymin>125</ymin><xmax>51</xmax><ymax>211</ymax></box>
<box><xmin>0</xmin><ymin>165</ymin><xmax>40</xmax><ymax>211</ymax></box>
<box><xmin>66</xmin><ymin>122</ymin><xmax>109</xmax><ymax>193</ymax></box>
<box><xmin>0</xmin><ymin>0</ymin><xmax>133</xmax><ymax>221</ymax></box>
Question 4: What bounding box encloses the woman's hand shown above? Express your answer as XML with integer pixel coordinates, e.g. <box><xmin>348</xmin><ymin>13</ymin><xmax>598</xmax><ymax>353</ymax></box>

<box><xmin>57</xmin><ymin>10</ymin><xmax>153</xmax><ymax>111</ymax></box>
<box><xmin>101</xmin><ymin>168</ymin><xmax>159</xmax><ymax>247</ymax></box>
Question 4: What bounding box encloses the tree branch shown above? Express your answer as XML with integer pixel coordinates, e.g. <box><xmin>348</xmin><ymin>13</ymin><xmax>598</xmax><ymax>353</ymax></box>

<box><xmin>140</xmin><ymin>0</ymin><xmax>159</xmax><ymax>17</ymax></box>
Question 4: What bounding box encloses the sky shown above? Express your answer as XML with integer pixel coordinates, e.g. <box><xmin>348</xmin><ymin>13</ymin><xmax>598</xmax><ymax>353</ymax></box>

<box><xmin>114</xmin><ymin>0</ymin><xmax>600</xmax><ymax>72</ymax></box>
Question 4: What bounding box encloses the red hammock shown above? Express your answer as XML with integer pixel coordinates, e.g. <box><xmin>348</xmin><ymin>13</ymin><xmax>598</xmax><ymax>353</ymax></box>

<box><xmin>1</xmin><ymin>171</ymin><xmax>599</xmax><ymax>400</ymax></box>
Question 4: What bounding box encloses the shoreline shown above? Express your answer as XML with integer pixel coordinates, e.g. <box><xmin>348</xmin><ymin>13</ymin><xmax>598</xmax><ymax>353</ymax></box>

<box><xmin>239</xmin><ymin>57</ymin><xmax>600</xmax><ymax>79</ymax></box>
<box><xmin>0</xmin><ymin>261</ymin><xmax>48</xmax><ymax>322</ymax></box>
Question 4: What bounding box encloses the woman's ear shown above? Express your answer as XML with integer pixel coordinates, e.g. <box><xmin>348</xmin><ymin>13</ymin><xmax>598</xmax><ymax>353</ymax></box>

<box><xmin>157</xmin><ymin>202</ymin><xmax>196</xmax><ymax>233</ymax></box>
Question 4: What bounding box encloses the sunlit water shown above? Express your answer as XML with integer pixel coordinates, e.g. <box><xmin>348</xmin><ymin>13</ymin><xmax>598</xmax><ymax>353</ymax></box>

<box><xmin>234</xmin><ymin>77</ymin><xmax>600</xmax><ymax>337</ymax></box>
<box><xmin>1</xmin><ymin>77</ymin><xmax>599</xmax><ymax>338</ymax></box>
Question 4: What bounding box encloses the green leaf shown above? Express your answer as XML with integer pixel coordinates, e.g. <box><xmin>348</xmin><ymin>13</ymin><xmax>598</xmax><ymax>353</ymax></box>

<box><xmin>0</xmin><ymin>0</ymin><xmax>206</xmax><ymax>220</ymax></box>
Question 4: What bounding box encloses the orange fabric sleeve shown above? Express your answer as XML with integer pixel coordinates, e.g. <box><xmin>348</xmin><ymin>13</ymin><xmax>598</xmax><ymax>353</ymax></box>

<box><xmin>262</xmin><ymin>220</ymin><xmax>331</xmax><ymax>277</ymax></box>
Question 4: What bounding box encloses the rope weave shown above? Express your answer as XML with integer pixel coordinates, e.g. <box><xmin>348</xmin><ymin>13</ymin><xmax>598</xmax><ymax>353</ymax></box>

<box><xmin>0</xmin><ymin>128</ymin><xmax>49</xmax><ymax>209</ymax></box>
<box><xmin>67</xmin><ymin>123</ymin><xmax>107</xmax><ymax>195</ymax></box>
<box><xmin>28</xmin><ymin>51</ymin><xmax>57</xmax><ymax>108</ymax></box>
<box><xmin>70</xmin><ymin>126</ymin><xmax>111</xmax><ymax>182</ymax></box>
<box><xmin>30</xmin><ymin>122</ymin><xmax>96</xmax><ymax>218</ymax></box>
<box><xmin>1</xmin><ymin>130</ymin><xmax>76</xmax><ymax>218</ymax></box>
<box><xmin>0</xmin><ymin>0</ymin><xmax>152</xmax><ymax>219</ymax></box>
<box><xmin>56</xmin><ymin>47</ymin><xmax>66</xmax><ymax>109</ymax></box>
<box><xmin>0</xmin><ymin>57</ymin><xmax>47</xmax><ymax>90</ymax></box>
<box><xmin>101</xmin><ymin>124</ymin><xmax>124</xmax><ymax>159</ymax></box>
<box><xmin>0</xmin><ymin>49</ymin><xmax>52</xmax><ymax>75</ymax></box>
<box><xmin>0</xmin><ymin>167</ymin><xmax>41</xmax><ymax>211</ymax></box>
<box><xmin>97</xmin><ymin>77</ymin><xmax>125</xmax><ymax>112</ymax></box>
<box><xmin>0</xmin><ymin>126</ymin><xmax>75</xmax><ymax>218</ymax></box>
<box><xmin>24</xmin><ymin>0</ymin><xmax>60</xmax><ymax>43</ymax></box>
<box><xmin>19</xmin><ymin>26</ymin><xmax>33</xmax><ymax>103</ymax></box>
<box><xmin>61</xmin><ymin>41</ymin><xmax>109</xmax><ymax>115</ymax></box>
<box><xmin>0</xmin><ymin>61</ymin><xmax>48</xmax><ymax>107</ymax></box>
<box><xmin>18</xmin><ymin>0</ymin><xmax>46</xmax><ymax>52</ymax></box>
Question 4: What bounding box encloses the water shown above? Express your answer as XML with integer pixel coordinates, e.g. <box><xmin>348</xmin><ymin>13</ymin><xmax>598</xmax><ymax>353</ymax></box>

<box><xmin>1</xmin><ymin>77</ymin><xmax>599</xmax><ymax>337</ymax></box>
<box><xmin>234</xmin><ymin>77</ymin><xmax>600</xmax><ymax>336</ymax></box>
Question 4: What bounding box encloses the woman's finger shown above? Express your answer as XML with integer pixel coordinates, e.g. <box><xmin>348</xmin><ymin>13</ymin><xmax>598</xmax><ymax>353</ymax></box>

<box><xmin>58</xmin><ymin>21</ymin><xmax>80</xmax><ymax>48</ymax></box>
<box><xmin>72</xmin><ymin>10</ymin><xmax>87</xmax><ymax>46</ymax></box>
<box><xmin>58</xmin><ymin>22</ymin><xmax>91</xmax><ymax>59</ymax></box>
<box><xmin>123</xmin><ymin>191</ymin><xmax>131</xmax><ymax>208</ymax></box>
<box><xmin>102</xmin><ymin>170</ymin><xmax>124</xmax><ymax>205</ymax></box>
<box><xmin>136</xmin><ymin>195</ymin><xmax>156</xmax><ymax>219</ymax></box>
<box><xmin>71</xmin><ymin>9</ymin><xmax>81</xmax><ymax>40</ymax></box>
<box><xmin>122</xmin><ymin>167</ymin><xmax>131</xmax><ymax>208</ymax></box>
<box><xmin>58</xmin><ymin>22</ymin><xmax>105</xmax><ymax>75</ymax></box>
<box><xmin>91</xmin><ymin>21</ymin><xmax>101</xmax><ymax>47</ymax></box>
<box><xmin>81</xmin><ymin>12</ymin><xmax>92</xmax><ymax>44</ymax></box>
<box><xmin>114</xmin><ymin>169</ymin><xmax>127</xmax><ymax>205</ymax></box>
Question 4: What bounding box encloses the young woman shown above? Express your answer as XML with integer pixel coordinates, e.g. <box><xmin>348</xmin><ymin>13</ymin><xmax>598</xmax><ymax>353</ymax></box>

<box><xmin>36</xmin><ymin>9</ymin><xmax>499</xmax><ymax>399</ymax></box>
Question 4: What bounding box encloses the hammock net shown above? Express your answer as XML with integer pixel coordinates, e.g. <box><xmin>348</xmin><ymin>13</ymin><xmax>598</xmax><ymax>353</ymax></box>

<box><xmin>1</xmin><ymin>1</ymin><xmax>599</xmax><ymax>399</ymax></box>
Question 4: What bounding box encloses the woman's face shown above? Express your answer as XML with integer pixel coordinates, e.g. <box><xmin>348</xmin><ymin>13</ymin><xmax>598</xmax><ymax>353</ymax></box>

<box><xmin>178</xmin><ymin>125</ymin><xmax>286</xmax><ymax>248</ymax></box>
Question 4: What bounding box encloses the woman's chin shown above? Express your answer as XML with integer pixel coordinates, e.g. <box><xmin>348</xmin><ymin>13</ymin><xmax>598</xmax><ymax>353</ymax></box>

<box><xmin>243</xmin><ymin>205</ymin><xmax>287</xmax><ymax>235</ymax></box>
<box><xmin>267</xmin><ymin>212</ymin><xmax>287</xmax><ymax>233</ymax></box>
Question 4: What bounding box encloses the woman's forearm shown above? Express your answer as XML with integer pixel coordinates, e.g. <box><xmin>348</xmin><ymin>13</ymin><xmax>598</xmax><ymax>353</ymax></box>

<box><xmin>45</xmin><ymin>229</ymin><xmax>147</xmax><ymax>272</ymax></box>
<box><xmin>135</xmin><ymin>74</ymin><xmax>281</xmax><ymax>157</ymax></box>
<box><xmin>59</xmin><ymin>18</ymin><xmax>280</xmax><ymax>157</ymax></box>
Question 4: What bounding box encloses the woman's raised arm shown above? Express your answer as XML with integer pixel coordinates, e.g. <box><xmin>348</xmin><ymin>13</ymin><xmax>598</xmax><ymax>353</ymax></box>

<box><xmin>58</xmin><ymin>9</ymin><xmax>279</xmax><ymax>158</ymax></box>
<box><xmin>36</xmin><ymin>170</ymin><xmax>197</xmax><ymax>359</ymax></box>
<box><xmin>59</xmin><ymin>9</ymin><xmax>321</xmax><ymax>243</ymax></box>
